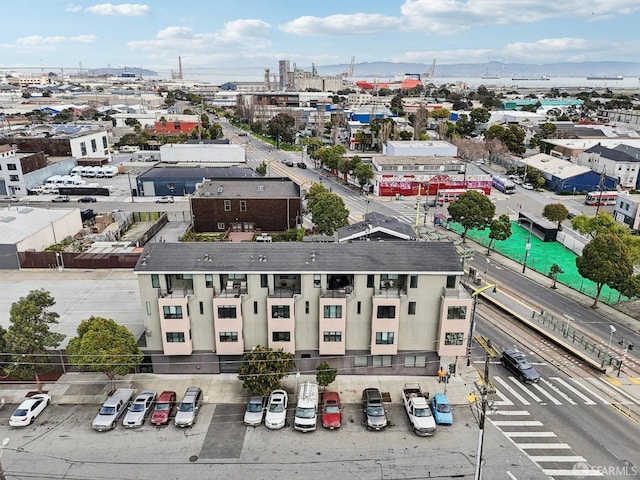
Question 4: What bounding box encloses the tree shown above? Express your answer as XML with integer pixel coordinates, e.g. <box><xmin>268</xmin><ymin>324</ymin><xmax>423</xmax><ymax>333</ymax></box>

<box><xmin>470</xmin><ymin>107</ymin><xmax>491</xmax><ymax>125</ymax></box>
<box><xmin>549</xmin><ymin>264</ymin><xmax>563</xmax><ymax>290</ymax></box>
<box><xmin>310</xmin><ymin>192</ymin><xmax>350</xmax><ymax>235</ymax></box>
<box><xmin>353</xmin><ymin>162</ymin><xmax>374</xmax><ymax>190</ymax></box>
<box><xmin>305</xmin><ymin>182</ymin><xmax>329</xmax><ymax>211</ymax></box>
<box><xmin>430</xmin><ymin>108</ymin><xmax>451</xmax><ymax>121</ymax></box>
<box><xmin>237</xmin><ymin>345</ymin><xmax>295</xmax><ymax>396</ymax></box>
<box><xmin>256</xmin><ymin>161</ymin><xmax>267</xmax><ymax>176</ymax></box>
<box><xmin>208</xmin><ymin>122</ymin><xmax>223</xmax><ymax>139</ymax></box>
<box><xmin>267</xmin><ymin>113</ymin><xmax>296</xmax><ymax>145</ymax></box>
<box><xmin>487</xmin><ymin>214</ymin><xmax>512</xmax><ymax>254</ymax></box>
<box><xmin>448</xmin><ymin>190</ymin><xmax>496</xmax><ymax>242</ymax></box>
<box><xmin>315</xmin><ymin>362</ymin><xmax>337</xmax><ymax>390</ymax></box>
<box><xmin>4</xmin><ymin>289</ymin><xmax>65</xmax><ymax>392</ymax></box>
<box><xmin>411</xmin><ymin>107</ymin><xmax>429</xmax><ymax>140</ymax></box>
<box><xmin>67</xmin><ymin>316</ymin><xmax>143</xmax><ymax>392</ymax></box>
<box><xmin>542</xmin><ymin>203</ymin><xmax>569</xmax><ymax>231</ymax></box>
<box><xmin>576</xmin><ymin>233</ymin><xmax>633</xmax><ymax>308</ymax></box>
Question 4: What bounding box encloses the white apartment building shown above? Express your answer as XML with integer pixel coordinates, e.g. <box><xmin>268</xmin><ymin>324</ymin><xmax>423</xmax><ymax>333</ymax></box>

<box><xmin>576</xmin><ymin>144</ymin><xmax>640</xmax><ymax>189</ymax></box>
<box><xmin>614</xmin><ymin>194</ymin><xmax>640</xmax><ymax>231</ymax></box>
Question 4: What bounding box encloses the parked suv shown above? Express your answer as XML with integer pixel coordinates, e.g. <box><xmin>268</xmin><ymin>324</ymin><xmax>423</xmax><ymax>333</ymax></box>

<box><xmin>362</xmin><ymin>388</ymin><xmax>387</xmax><ymax>430</ymax></box>
<box><xmin>174</xmin><ymin>386</ymin><xmax>203</xmax><ymax>427</ymax></box>
<box><xmin>501</xmin><ymin>349</ymin><xmax>540</xmax><ymax>383</ymax></box>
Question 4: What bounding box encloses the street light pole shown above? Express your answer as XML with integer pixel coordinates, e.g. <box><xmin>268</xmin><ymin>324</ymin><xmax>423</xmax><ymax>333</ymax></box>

<box><xmin>467</xmin><ymin>284</ymin><xmax>497</xmax><ymax>366</ymax></box>
<box><xmin>606</xmin><ymin>325</ymin><xmax>616</xmax><ymax>361</ymax></box>
<box><xmin>521</xmin><ymin>218</ymin><xmax>533</xmax><ymax>274</ymax></box>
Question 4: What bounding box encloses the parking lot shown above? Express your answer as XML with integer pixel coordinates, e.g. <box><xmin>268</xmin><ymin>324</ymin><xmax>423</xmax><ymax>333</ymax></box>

<box><xmin>0</xmin><ymin>400</ymin><xmax>546</xmax><ymax>480</ymax></box>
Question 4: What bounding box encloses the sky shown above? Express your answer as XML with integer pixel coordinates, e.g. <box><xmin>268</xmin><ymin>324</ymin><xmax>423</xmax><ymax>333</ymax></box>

<box><xmin>2</xmin><ymin>0</ymin><xmax>640</xmax><ymax>80</ymax></box>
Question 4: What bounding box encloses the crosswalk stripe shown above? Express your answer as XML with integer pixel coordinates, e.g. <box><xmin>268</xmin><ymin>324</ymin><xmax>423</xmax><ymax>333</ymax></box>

<box><xmin>494</xmin><ymin>377</ymin><xmax>531</xmax><ymax>405</ymax></box>
<box><xmin>540</xmin><ymin>378</ymin><xmax>577</xmax><ymax>405</ymax></box>
<box><xmin>491</xmin><ymin>420</ymin><xmax>543</xmax><ymax>427</ymax></box>
<box><xmin>508</xmin><ymin>377</ymin><xmax>543</xmax><ymax>402</ymax></box>
<box><xmin>491</xmin><ymin>388</ymin><xmax>514</xmax><ymax>406</ymax></box>
<box><xmin>572</xmin><ymin>379</ymin><xmax>610</xmax><ymax>404</ymax></box>
<box><xmin>532</xmin><ymin>383</ymin><xmax>562</xmax><ymax>405</ymax></box>
<box><xmin>542</xmin><ymin>469</ymin><xmax>602</xmax><ymax>476</ymax></box>
<box><xmin>491</xmin><ymin>410</ymin><xmax>531</xmax><ymax>416</ymax></box>
<box><xmin>552</xmin><ymin>377</ymin><xmax>597</xmax><ymax>405</ymax></box>
<box><xmin>504</xmin><ymin>431</ymin><xmax>556</xmax><ymax>438</ymax></box>
<box><xmin>531</xmin><ymin>456</ymin><xmax>586</xmax><ymax>462</ymax></box>
<box><xmin>517</xmin><ymin>443</ymin><xmax>571</xmax><ymax>449</ymax></box>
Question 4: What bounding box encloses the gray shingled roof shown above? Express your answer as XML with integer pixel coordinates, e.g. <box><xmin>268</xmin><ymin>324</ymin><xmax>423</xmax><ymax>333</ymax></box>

<box><xmin>336</xmin><ymin>212</ymin><xmax>417</xmax><ymax>241</ymax></box>
<box><xmin>194</xmin><ymin>178</ymin><xmax>299</xmax><ymax>199</ymax></box>
<box><xmin>585</xmin><ymin>144</ymin><xmax>640</xmax><ymax>163</ymax></box>
<box><xmin>134</xmin><ymin>241</ymin><xmax>461</xmax><ymax>274</ymax></box>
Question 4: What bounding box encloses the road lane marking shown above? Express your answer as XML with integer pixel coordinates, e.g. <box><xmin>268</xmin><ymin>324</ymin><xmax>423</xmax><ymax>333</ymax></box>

<box><xmin>491</xmin><ymin>386</ymin><xmax>514</xmax><ymax>406</ymax></box>
<box><xmin>552</xmin><ymin>377</ymin><xmax>597</xmax><ymax>405</ymax></box>
<box><xmin>516</xmin><ymin>443</ymin><xmax>571</xmax><ymax>449</ymax></box>
<box><xmin>508</xmin><ymin>377</ymin><xmax>543</xmax><ymax>402</ymax></box>
<box><xmin>542</xmin><ymin>469</ymin><xmax>602</xmax><ymax>476</ymax></box>
<box><xmin>595</xmin><ymin>378</ymin><xmax>640</xmax><ymax>405</ymax></box>
<box><xmin>494</xmin><ymin>377</ymin><xmax>530</xmax><ymax>405</ymax></box>
<box><xmin>504</xmin><ymin>431</ymin><xmax>556</xmax><ymax>438</ymax></box>
<box><xmin>491</xmin><ymin>410</ymin><xmax>531</xmax><ymax>416</ymax></box>
<box><xmin>605</xmin><ymin>376</ymin><xmax>623</xmax><ymax>386</ymax></box>
<box><xmin>629</xmin><ymin>377</ymin><xmax>640</xmax><ymax>385</ymax></box>
<box><xmin>491</xmin><ymin>420</ymin><xmax>543</xmax><ymax>427</ymax></box>
<box><xmin>531</xmin><ymin>456</ymin><xmax>586</xmax><ymax>462</ymax></box>
<box><xmin>532</xmin><ymin>383</ymin><xmax>562</xmax><ymax>405</ymax></box>
<box><xmin>540</xmin><ymin>378</ymin><xmax>577</xmax><ymax>405</ymax></box>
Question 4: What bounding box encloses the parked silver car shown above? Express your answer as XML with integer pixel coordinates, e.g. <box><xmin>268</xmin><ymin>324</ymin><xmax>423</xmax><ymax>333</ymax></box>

<box><xmin>244</xmin><ymin>396</ymin><xmax>267</xmax><ymax>426</ymax></box>
<box><xmin>123</xmin><ymin>390</ymin><xmax>157</xmax><ymax>428</ymax></box>
<box><xmin>174</xmin><ymin>386</ymin><xmax>203</xmax><ymax>427</ymax></box>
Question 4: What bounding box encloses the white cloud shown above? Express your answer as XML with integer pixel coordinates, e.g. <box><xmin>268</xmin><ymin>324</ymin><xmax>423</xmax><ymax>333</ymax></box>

<box><xmin>65</xmin><ymin>4</ymin><xmax>82</xmax><ymax>12</ymax></box>
<box><xmin>85</xmin><ymin>3</ymin><xmax>150</xmax><ymax>16</ymax></box>
<box><xmin>280</xmin><ymin>13</ymin><xmax>404</xmax><ymax>36</ymax></box>
<box><xmin>16</xmin><ymin>35</ymin><xmax>97</xmax><ymax>47</ymax></box>
<box><xmin>217</xmin><ymin>19</ymin><xmax>270</xmax><ymax>42</ymax></box>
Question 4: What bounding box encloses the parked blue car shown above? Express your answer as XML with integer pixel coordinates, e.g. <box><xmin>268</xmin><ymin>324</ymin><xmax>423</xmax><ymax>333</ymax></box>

<box><xmin>430</xmin><ymin>393</ymin><xmax>453</xmax><ymax>425</ymax></box>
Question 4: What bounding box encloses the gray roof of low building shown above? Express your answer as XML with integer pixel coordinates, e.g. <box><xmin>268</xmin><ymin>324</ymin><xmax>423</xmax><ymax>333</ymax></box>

<box><xmin>138</xmin><ymin>165</ymin><xmax>258</xmax><ymax>180</ymax></box>
<box><xmin>336</xmin><ymin>212</ymin><xmax>417</xmax><ymax>241</ymax></box>
<box><xmin>194</xmin><ymin>178</ymin><xmax>300</xmax><ymax>198</ymax></box>
<box><xmin>613</xmin><ymin>144</ymin><xmax>640</xmax><ymax>161</ymax></box>
<box><xmin>134</xmin><ymin>241</ymin><xmax>461</xmax><ymax>274</ymax></box>
<box><xmin>584</xmin><ymin>144</ymin><xmax>640</xmax><ymax>162</ymax></box>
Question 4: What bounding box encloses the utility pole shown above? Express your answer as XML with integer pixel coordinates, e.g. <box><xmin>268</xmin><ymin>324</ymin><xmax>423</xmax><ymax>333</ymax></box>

<box><xmin>474</xmin><ymin>356</ymin><xmax>490</xmax><ymax>480</ymax></box>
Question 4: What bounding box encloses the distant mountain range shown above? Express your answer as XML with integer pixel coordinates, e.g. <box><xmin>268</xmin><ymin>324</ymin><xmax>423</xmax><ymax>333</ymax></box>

<box><xmin>315</xmin><ymin>61</ymin><xmax>640</xmax><ymax>78</ymax></box>
<box><xmin>84</xmin><ymin>67</ymin><xmax>158</xmax><ymax>77</ymax></box>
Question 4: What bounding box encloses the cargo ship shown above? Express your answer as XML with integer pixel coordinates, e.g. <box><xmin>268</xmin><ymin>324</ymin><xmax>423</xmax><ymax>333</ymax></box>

<box><xmin>512</xmin><ymin>75</ymin><xmax>550</xmax><ymax>81</ymax></box>
<box><xmin>586</xmin><ymin>75</ymin><xmax>623</xmax><ymax>80</ymax></box>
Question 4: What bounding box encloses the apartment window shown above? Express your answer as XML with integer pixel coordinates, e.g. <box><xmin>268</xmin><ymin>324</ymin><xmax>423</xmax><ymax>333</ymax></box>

<box><xmin>145</xmin><ymin>301</ymin><xmax>151</xmax><ymax>315</ymax></box>
<box><xmin>313</xmin><ymin>274</ymin><xmax>321</xmax><ymax>288</ymax></box>
<box><xmin>261</xmin><ymin>274</ymin><xmax>268</xmax><ymax>288</ymax></box>
<box><xmin>404</xmin><ymin>354</ymin><xmax>427</xmax><ymax>368</ymax></box>
<box><xmin>367</xmin><ymin>275</ymin><xmax>374</xmax><ymax>288</ymax></box>
<box><xmin>444</xmin><ymin>332</ymin><xmax>465</xmax><ymax>346</ymax></box>
<box><xmin>199</xmin><ymin>302</ymin><xmax>204</xmax><ymax>315</ymax></box>
<box><xmin>372</xmin><ymin>355</ymin><xmax>392</xmax><ymax>367</ymax></box>
<box><xmin>217</xmin><ymin>222</ymin><xmax>225</xmax><ymax>230</ymax></box>
<box><xmin>151</xmin><ymin>274</ymin><xmax>160</xmax><ymax>288</ymax></box>
<box><xmin>357</xmin><ymin>301</ymin><xmax>361</xmax><ymax>314</ymax></box>
<box><xmin>219</xmin><ymin>332</ymin><xmax>238</xmax><ymax>342</ymax></box>
<box><xmin>9</xmin><ymin>175</ymin><xmax>19</xmax><ymax>182</ymax></box>
<box><xmin>205</xmin><ymin>274</ymin><xmax>213</xmax><ymax>288</ymax></box>
<box><xmin>7</xmin><ymin>163</ymin><xmax>16</xmax><ymax>171</ymax></box>
<box><xmin>217</xmin><ymin>306</ymin><xmax>237</xmax><ymax>319</ymax></box>
<box><xmin>240</xmin><ymin>200</ymin><xmax>247</xmax><ymax>212</ymax></box>
<box><xmin>102</xmin><ymin>136</ymin><xmax>108</xmax><ymax>149</ymax></box>
<box><xmin>271</xmin><ymin>305</ymin><xmax>290</xmax><ymax>318</ymax></box>
<box><xmin>410</xmin><ymin>275</ymin><xmax>418</xmax><ymax>288</ymax></box>
<box><xmin>323</xmin><ymin>305</ymin><xmax>342</xmax><ymax>318</ymax></box>
<box><xmin>447</xmin><ymin>306</ymin><xmax>467</xmax><ymax>319</ymax></box>
<box><xmin>162</xmin><ymin>305</ymin><xmax>183</xmax><ymax>319</ymax></box>
<box><xmin>376</xmin><ymin>305</ymin><xmax>396</xmax><ymax>318</ymax></box>
<box><xmin>253</xmin><ymin>301</ymin><xmax>258</xmax><ymax>314</ymax></box>
<box><xmin>80</xmin><ymin>142</ymin><xmax>87</xmax><ymax>156</ymax></box>
<box><xmin>174</xmin><ymin>122</ymin><xmax>180</xmax><ymax>130</ymax></box>
<box><xmin>91</xmin><ymin>139</ymin><xmax>97</xmax><ymax>152</ymax></box>
<box><xmin>408</xmin><ymin>302</ymin><xmax>416</xmax><ymax>315</ymax></box>
<box><xmin>446</xmin><ymin>275</ymin><xmax>456</xmax><ymax>288</ymax></box>
<box><xmin>165</xmin><ymin>332</ymin><xmax>185</xmax><ymax>343</ymax></box>
<box><xmin>354</xmin><ymin>355</ymin><xmax>368</xmax><ymax>367</ymax></box>
<box><xmin>305</xmin><ymin>301</ymin><xmax>309</xmax><ymax>314</ymax></box>
<box><xmin>323</xmin><ymin>331</ymin><xmax>342</xmax><ymax>342</ymax></box>
<box><xmin>224</xmin><ymin>200</ymin><xmax>231</xmax><ymax>211</ymax></box>
<box><xmin>272</xmin><ymin>331</ymin><xmax>291</xmax><ymax>342</ymax></box>
<box><xmin>375</xmin><ymin>332</ymin><xmax>395</xmax><ymax>344</ymax></box>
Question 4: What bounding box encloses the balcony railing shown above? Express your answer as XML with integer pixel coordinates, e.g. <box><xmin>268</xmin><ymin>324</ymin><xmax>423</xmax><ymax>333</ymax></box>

<box><xmin>158</xmin><ymin>286</ymin><xmax>194</xmax><ymax>298</ymax></box>
<box><xmin>268</xmin><ymin>286</ymin><xmax>301</xmax><ymax>298</ymax></box>
<box><xmin>320</xmin><ymin>287</ymin><xmax>352</xmax><ymax>298</ymax></box>
<box><xmin>442</xmin><ymin>284</ymin><xmax>471</xmax><ymax>300</ymax></box>
<box><xmin>373</xmin><ymin>287</ymin><xmax>406</xmax><ymax>298</ymax></box>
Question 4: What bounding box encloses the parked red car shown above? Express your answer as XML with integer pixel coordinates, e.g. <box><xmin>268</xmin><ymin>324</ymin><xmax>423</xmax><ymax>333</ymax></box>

<box><xmin>321</xmin><ymin>391</ymin><xmax>342</xmax><ymax>429</ymax></box>
<box><xmin>150</xmin><ymin>390</ymin><xmax>176</xmax><ymax>425</ymax></box>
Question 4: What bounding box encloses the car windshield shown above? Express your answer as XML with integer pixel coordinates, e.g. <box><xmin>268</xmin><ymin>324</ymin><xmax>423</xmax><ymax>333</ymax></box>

<box><xmin>13</xmin><ymin>409</ymin><xmax>28</xmax><ymax>417</ymax></box>
<box><xmin>247</xmin><ymin>403</ymin><xmax>263</xmax><ymax>413</ymax></box>
<box><xmin>178</xmin><ymin>402</ymin><xmax>194</xmax><ymax>413</ymax></box>
<box><xmin>155</xmin><ymin>403</ymin><xmax>169</xmax><ymax>411</ymax></box>
<box><xmin>367</xmin><ymin>406</ymin><xmax>384</xmax><ymax>416</ymax></box>
<box><xmin>437</xmin><ymin>403</ymin><xmax>451</xmax><ymax>413</ymax></box>
<box><xmin>269</xmin><ymin>403</ymin><xmax>284</xmax><ymax>413</ymax></box>
<box><xmin>99</xmin><ymin>406</ymin><xmax>115</xmax><ymax>415</ymax></box>
<box><xmin>324</xmin><ymin>405</ymin><xmax>340</xmax><ymax>414</ymax></box>
<box><xmin>518</xmin><ymin>361</ymin><xmax>533</xmax><ymax>370</ymax></box>
<box><xmin>295</xmin><ymin>407</ymin><xmax>315</xmax><ymax>418</ymax></box>
<box><xmin>130</xmin><ymin>403</ymin><xmax>145</xmax><ymax>412</ymax></box>
<box><xmin>414</xmin><ymin>407</ymin><xmax>432</xmax><ymax>417</ymax></box>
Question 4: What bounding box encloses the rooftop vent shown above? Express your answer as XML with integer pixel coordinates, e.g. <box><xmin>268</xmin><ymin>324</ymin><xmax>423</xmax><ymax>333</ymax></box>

<box><xmin>257</xmin><ymin>185</ymin><xmax>264</xmax><ymax>191</ymax></box>
<box><xmin>217</xmin><ymin>185</ymin><xmax>224</xmax><ymax>193</ymax></box>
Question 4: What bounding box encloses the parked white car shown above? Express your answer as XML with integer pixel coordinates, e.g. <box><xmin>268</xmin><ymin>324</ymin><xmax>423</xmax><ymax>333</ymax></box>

<box><xmin>9</xmin><ymin>393</ymin><xmax>51</xmax><ymax>427</ymax></box>
<box><xmin>522</xmin><ymin>183</ymin><xmax>534</xmax><ymax>190</ymax></box>
<box><xmin>123</xmin><ymin>390</ymin><xmax>157</xmax><ymax>428</ymax></box>
<box><xmin>265</xmin><ymin>389</ymin><xmax>288</xmax><ymax>430</ymax></box>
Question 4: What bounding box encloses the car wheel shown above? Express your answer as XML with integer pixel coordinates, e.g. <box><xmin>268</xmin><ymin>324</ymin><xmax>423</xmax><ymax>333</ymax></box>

<box><xmin>29</xmin><ymin>417</ymin><xmax>33</xmax><ymax>425</ymax></box>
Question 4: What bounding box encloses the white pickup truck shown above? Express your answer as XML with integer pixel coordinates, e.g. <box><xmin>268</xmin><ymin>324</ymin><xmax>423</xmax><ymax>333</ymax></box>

<box><xmin>402</xmin><ymin>383</ymin><xmax>436</xmax><ymax>436</ymax></box>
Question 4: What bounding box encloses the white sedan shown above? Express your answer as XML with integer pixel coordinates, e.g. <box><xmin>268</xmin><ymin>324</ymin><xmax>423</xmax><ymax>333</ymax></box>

<box><xmin>265</xmin><ymin>390</ymin><xmax>288</xmax><ymax>429</ymax></box>
<box><xmin>9</xmin><ymin>393</ymin><xmax>51</xmax><ymax>427</ymax></box>
<box><xmin>522</xmin><ymin>183</ymin><xmax>534</xmax><ymax>190</ymax></box>
<box><xmin>123</xmin><ymin>390</ymin><xmax>157</xmax><ymax>428</ymax></box>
